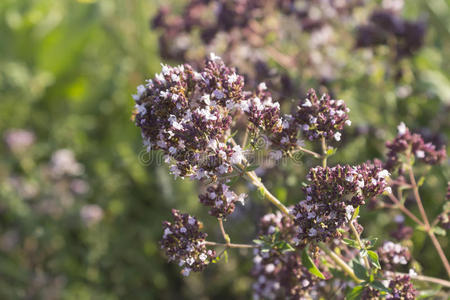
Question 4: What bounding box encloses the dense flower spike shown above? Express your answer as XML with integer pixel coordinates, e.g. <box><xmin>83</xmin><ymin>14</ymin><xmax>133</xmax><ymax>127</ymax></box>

<box><xmin>292</xmin><ymin>163</ymin><xmax>390</xmax><ymax>245</ymax></box>
<box><xmin>386</xmin><ymin>275</ymin><xmax>417</xmax><ymax>300</ymax></box>
<box><xmin>378</xmin><ymin>241</ymin><xmax>411</xmax><ymax>271</ymax></box>
<box><xmin>294</xmin><ymin>89</ymin><xmax>351</xmax><ymax>142</ymax></box>
<box><xmin>252</xmin><ymin>212</ymin><xmax>319</xmax><ymax>300</ymax></box>
<box><xmin>198</xmin><ymin>184</ymin><xmax>246</xmax><ymax>218</ymax></box>
<box><xmin>133</xmin><ymin>55</ymin><xmax>246</xmax><ymax>181</ymax></box>
<box><xmin>385</xmin><ymin>122</ymin><xmax>446</xmax><ymax>171</ymax></box>
<box><xmin>160</xmin><ymin>210</ymin><xmax>216</xmax><ymax>276</ymax></box>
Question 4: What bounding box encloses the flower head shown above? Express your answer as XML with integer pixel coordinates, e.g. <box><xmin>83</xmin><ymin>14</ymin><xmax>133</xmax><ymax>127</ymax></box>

<box><xmin>133</xmin><ymin>56</ymin><xmax>246</xmax><ymax>181</ymax></box>
<box><xmin>385</xmin><ymin>123</ymin><xmax>446</xmax><ymax>171</ymax></box>
<box><xmin>292</xmin><ymin>163</ymin><xmax>389</xmax><ymax>245</ymax></box>
<box><xmin>242</xmin><ymin>83</ymin><xmax>282</xmax><ymax>135</ymax></box>
<box><xmin>160</xmin><ymin>210</ymin><xmax>216</xmax><ymax>274</ymax></box>
<box><xmin>378</xmin><ymin>241</ymin><xmax>411</xmax><ymax>271</ymax></box>
<box><xmin>386</xmin><ymin>275</ymin><xmax>417</xmax><ymax>300</ymax></box>
<box><xmin>198</xmin><ymin>184</ymin><xmax>246</xmax><ymax>218</ymax></box>
<box><xmin>294</xmin><ymin>89</ymin><xmax>350</xmax><ymax>142</ymax></box>
<box><xmin>252</xmin><ymin>211</ymin><xmax>319</xmax><ymax>299</ymax></box>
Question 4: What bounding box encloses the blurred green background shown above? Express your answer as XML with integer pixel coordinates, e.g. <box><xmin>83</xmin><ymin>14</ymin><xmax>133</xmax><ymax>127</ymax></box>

<box><xmin>0</xmin><ymin>0</ymin><xmax>448</xmax><ymax>299</ymax></box>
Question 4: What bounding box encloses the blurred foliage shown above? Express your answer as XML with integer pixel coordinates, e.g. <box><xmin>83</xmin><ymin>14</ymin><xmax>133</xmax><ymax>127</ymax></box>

<box><xmin>0</xmin><ymin>0</ymin><xmax>448</xmax><ymax>299</ymax></box>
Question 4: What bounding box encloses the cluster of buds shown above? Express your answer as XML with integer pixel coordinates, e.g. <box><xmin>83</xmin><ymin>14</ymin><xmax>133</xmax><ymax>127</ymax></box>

<box><xmin>242</xmin><ymin>82</ymin><xmax>282</xmax><ymax>136</ymax></box>
<box><xmin>261</xmin><ymin>88</ymin><xmax>351</xmax><ymax>156</ymax></box>
<box><xmin>160</xmin><ymin>210</ymin><xmax>216</xmax><ymax>276</ymax></box>
<box><xmin>390</xmin><ymin>223</ymin><xmax>413</xmax><ymax>241</ymax></box>
<box><xmin>378</xmin><ymin>241</ymin><xmax>411</xmax><ymax>271</ymax></box>
<box><xmin>252</xmin><ymin>212</ymin><xmax>319</xmax><ymax>299</ymax></box>
<box><xmin>292</xmin><ymin>163</ymin><xmax>390</xmax><ymax>245</ymax></box>
<box><xmin>152</xmin><ymin>0</ymin><xmax>266</xmax><ymax>59</ymax></box>
<box><xmin>356</xmin><ymin>7</ymin><xmax>426</xmax><ymax>58</ymax></box>
<box><xmin>385</xmin><ymin>123</ymin><xmax>446</xmax><ymax>171</ymax></box>
<box><xmin>152</xmin><ymin>0</ymin><xmax>362</xmax><ymax>61</ymax></box>
<box><xmin>198</xmin><ymin>184</ymin><xmax>246</xmax><ymax>218</ymax></box>
<box><xmin>361</xmin><ymin>286</ymin><xmax>381</xmax><ymax>299</ymax></box>
<box><xmin>133</xmin><ymin>54</ymin><xmax>247</xmax><ymax>181</ymax></box>
<box><xmin>386</xmin><ymin>275</ymin><xmax>417</xmax><ymax>300</ymax></box>
<box><xmin>293</xmin><ymin>89</ymin><xmax>351</xmax><ymax>142</ymax></box>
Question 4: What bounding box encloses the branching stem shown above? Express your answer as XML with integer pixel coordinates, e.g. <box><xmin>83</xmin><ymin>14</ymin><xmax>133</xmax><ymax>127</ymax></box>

<box><xmin>349</xmin><ymin>220</ymin><xmax>371</xmax><ymax>270</ymax></box>
<box><xmin>407</xmin><ymin>155</ymin><xmax>450</xmax><ymax>278</ymax></box>
<box><xmin>204</xmin><ymin>241</ymin><xmax>257</xmax><ymax>249</ymax></box>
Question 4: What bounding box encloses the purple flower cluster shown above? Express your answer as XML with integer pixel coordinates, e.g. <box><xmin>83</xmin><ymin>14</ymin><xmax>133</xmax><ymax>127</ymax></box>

<box><xmin>152</xmin><ymin>0</ymin><xmax>264</xmax><ymax>59</ymax></box>
<box><xmin>198</xmin><ymin>184</ymin><xmax>246</xmax><ymax>218</ymax></box>
<box><xmin>386</xmin><ymin>275</ymin><xmax>417</xmax><ymax>300</ymax></box>
<box><xmin>4</xmin><ymin>129</ymin><xmax>35</xmax><ymax>154</ymax></box>
<box><xmin>152</xmin><ymin>0</ymin><xmax>363</xmax><ymax>62</ymax></box>
<box><xmin>361</xmin><ymin>286</ymin><xmax>381</xmax><ymax>300</ymax></box>
<box><xmin>356</xmin><ymin>8</ymin><xmax>426</xmax><ymax>58</ymax></box>
<box><xmin>385</xmin><ymin>123</ymin><xmax>446</xmax><ymax>171</ymax></box>
<box><xmin>160</xmin><ymin>209</ymin><xmax>216</xmax><ymax>276</ymax></box>
<box><xmin>390</xmin><ymin>223</ymin><xmax>413</xmax><ymax>241</ymax></box>
<box><xmin>260</xmin><ymin>88</ymin><xmax>352</xmax><ymax>156</ymax></box>
<box><xmin>292</xmin><ymin>163</ymin><xmax>390</xmax><ymax>245</ymax></box>
<box><xmin>133</xmin><ymin>54</ymin><xmax>247</xmax><ymax>181</ymax></box>
<box><xmin>252</xmin><ymin>212</ymin><xmax>319</xmax><ymax>300</ymax></box>
<box><xmin>294</xmin><ymin>89</ymin><xmax>351</xmax><ymax>142</ymax></box>
<box><xmin>242</xmin><ymin>82</ymin><xmax>283</xmax><ymax>136</ymax></box>
<box><xmin>378</xmin><ymin>241</ymin><xmax>411</xmax><ymax>271</ymax></box>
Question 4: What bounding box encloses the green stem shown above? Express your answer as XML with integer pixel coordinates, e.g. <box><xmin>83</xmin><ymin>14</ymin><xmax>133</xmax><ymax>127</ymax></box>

<box><xmin>218</xmin><ymin>218</ymin><xmax>231</xmax><ymax>245</ymax></box>
<box><xmin>244</xmin><ymin>170</ymin><xmax>291</xmax><ymax>216</ymax></box>
<box><xmin>321</xmin><ymin>137</ymin><xmax>327</xmax><ymax>168</ymax></box>
<box><xmin>407</xmin><ymin>155</ymin><xmax>450</xmax><ymax>278</ymax></box>
<box><xmin>297</xmin><ymin>146</ymin><xmax>322</xmax><ymax>159</ymax></box>
<box><xmin>319</xmin><ymin>243</ymin><xmax>362</xmax><ymax>283</ymax></box>
<box><xmin>204</xmin><ymin>241</ymin><xmax>257</xmax><ymax>249</ymax></box>
<box><xmin>349</xmin><ymin>220</ymin><xmax>371</xmax><ymax>270</ymax></box>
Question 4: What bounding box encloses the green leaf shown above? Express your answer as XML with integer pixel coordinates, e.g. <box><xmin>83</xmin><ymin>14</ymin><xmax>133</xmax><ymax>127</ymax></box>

<box><xmin>343</xmin><ymin>238</ymin><xmax>360</xmax><ymax>249</ymax></box>
<box><xmin>352</xmin><ymin>206</ymin><xmax>360</xmax><ymax>220</ymax></box>
<box><xmin>223</xmin><ymin>250</ymin><xmax>228</xmax><ymax>263</ymax></box>
<box><xmin>253</xmin><ymin>239</ymin><xmax>264</xmax><ymax>245</ymax></box>
<box><xmin>369</xmin><ymin>281</ymin><xmax>390</xmax><ymax>293</ymax></box>
<box><xmin>360</xmin><ymin>249</ymin><xmax>368</xmax><ymax>258</ymax></box>
<box><xmin>258</xmin><ymin>187</ymin><xmax>265</xmax><ymax>198</ymax></box>
<box><xmin>225</xmin><ymin>130</ymin><xmax>238</xmax><ymax>142</ymax></box>
<box><xmin>432</xmin><ymin>226</ymin><xmax>446</xmax><ymax>236</ymax></box>
<box><xmin>367</xmin><ymin>250</ymin><xmax>381</xmax><ymax>269</ymax></box>
<box><xmin>280</xmin><ymin>242</ymin><xmax>295</xmax><ymax>253</ymax></box>
<box><xmin>337</xmin><ymin>228</ymin><xmax>347</xmax><ymax>234</ymax></box>
<box><xmin>352</xmin><ymin>261</ymin><xmax>368</xmax><ymax>280</ymax></box>
<box><xmin>346</xmin><ymin>285</ymin><xmax>364</xmax><ymax>300</ymax></box>
<box><xmin>326</xmin><ymin>147</ymin><xmax>337</xmax><ymax>157</ymax></box>
<box><xmin>417</xmin><ymin>176</ymin><xmax>426</xmax><ymax>187</ymax></box>
<box><xmin>301</xmin><ymin>248</ymin><xmax>326</xmax><ymax>279</ymax></box>
<box><xmin>244</xmin><ymin>164</ymin><xmax>260</xmax><ymax>172</ymax></box>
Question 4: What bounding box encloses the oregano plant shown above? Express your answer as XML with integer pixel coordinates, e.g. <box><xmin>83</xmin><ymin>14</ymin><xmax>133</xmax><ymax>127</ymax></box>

<box><xmin>131</xmin><ymin>54</ymin><xmax>449</xmax><ymax>299</ymax></box>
